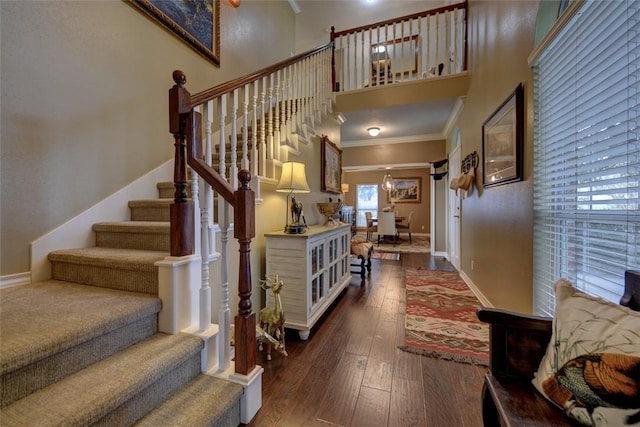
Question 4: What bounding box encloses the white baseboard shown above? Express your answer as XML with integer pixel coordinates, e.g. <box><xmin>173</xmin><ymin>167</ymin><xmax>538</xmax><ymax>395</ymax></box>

<box><xmin>30</xmin><ymin>160</ymin><xmax>173</xmax><ymax>283</ymax></box>
<box><xmin>459</xmin><ymin>270</ymin><xmax>493</xmax><ymax>308</ymax></box>
<box><xmin>0</xmin><ymin>272</ymin><xmax>31</xmax><ymax>289</ymax></box>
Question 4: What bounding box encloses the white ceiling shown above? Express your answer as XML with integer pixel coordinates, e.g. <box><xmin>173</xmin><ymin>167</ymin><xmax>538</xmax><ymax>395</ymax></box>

<box><xmin>290</xmin><ymin>0</ymin><xmax>458</xmax><ymax>148</ymax></box>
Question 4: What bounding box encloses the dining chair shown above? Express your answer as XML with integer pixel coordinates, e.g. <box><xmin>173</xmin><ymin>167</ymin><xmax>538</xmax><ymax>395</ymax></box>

<box><xmin>365</xmin><ymin>211</ymin><xmax>377</xmax><ymax>241</ymax></box>
<box><xmin>396</xmin><ymin>210</ymin><xmax>414</xmax><ymax>243</ymax></box>
<box><xmin>377</xmin><ymin>212</ymin><xmax>397</xmax><ymax>246</ymax></box>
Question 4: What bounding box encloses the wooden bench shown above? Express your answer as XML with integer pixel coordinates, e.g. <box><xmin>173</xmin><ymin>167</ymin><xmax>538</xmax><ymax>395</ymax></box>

<box><xmin>476</xmin><ymin>270</ymin><xmax>640</xmax><ymax>427</ymax></box>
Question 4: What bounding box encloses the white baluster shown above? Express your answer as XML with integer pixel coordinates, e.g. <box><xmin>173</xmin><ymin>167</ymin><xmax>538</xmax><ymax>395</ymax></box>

<box><xmin>426</xmin><ymin>15</ymin><xmax>431</xmax><ymax>77</ymax></box>
<box><xmin>275</xmin><ymin>70</ymin><xmax>282</xmax><ymax>161</ymax></box>
<box><xmin>229</xmin><ymin>89</ymin><xmax>239</xmax><ymax>189</ymax></box>
<box><xmin>292</xmin><ymin>61</ymin><xmax>300</xmax><ymax>141</ymax></box>
<box><xmin>360</xmin><ymin>30</ymin><xmax>365</xmax><ymax>89</ymax></box>
<box><xmin>204</xmin><ymin>100</ymin><xmax>216</xmax><ymax>254</ymax></box>
<box><xmin>242</xmin><ymin>85</ymin><xmax>250</xmax><ymax>172</ymax></box>
<box><xmin>218</xmin><ymin>95</ymin><xmax>227</xmax><ymax>182</ymax></box>
<box><xmin>267</xmin><ymin>73</ymin><xmax>274</xmax><ymax>163</ymax></box>
<box><xmin>252</xmin><ymin>80</ymin><xmax>259</xmax><ymax>176</ymax></box>
<box><xmin>444</xmin><ymin>10</ymin><xmax>450</xmax><ymax>75</ymax></box>
<box><xmin>436</xmin><ymin>12</ymin><xmax>441</xmax><ymax>72</ymax></box>
<box><xmin>218</xmin><ymin>198</ymin><xmax>231</xmax><ymax>371</ymax></box>
<box><xmin>259</xmin><ymin>77</ymin><xmax>267</xmax><ymax>177</ymax></box>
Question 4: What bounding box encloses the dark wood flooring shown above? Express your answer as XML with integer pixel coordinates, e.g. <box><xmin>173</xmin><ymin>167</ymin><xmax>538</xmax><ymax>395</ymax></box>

<box><xmin>245</xmin><ymin>253</ymin><xmax>487</xmax><ymax>427</ymax></box>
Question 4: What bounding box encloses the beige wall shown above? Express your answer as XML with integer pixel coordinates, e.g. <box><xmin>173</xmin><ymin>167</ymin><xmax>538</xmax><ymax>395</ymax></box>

<box><xmin>342</xmin><ymin>140</ymin><xmax>445</xmax><ymax>167</ymax></box>
<box><xmin>0</xmin><ymin>0</ymin><xmax>295</xmax><ymax>275</ymax></box>
<box><xmin>453</xmin><ymin>0</ymin><xmax>538</xmax><ymax>313</ymax></box>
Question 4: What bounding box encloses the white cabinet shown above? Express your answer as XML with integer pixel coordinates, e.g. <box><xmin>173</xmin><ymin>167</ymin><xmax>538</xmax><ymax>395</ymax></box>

<box><xmin>265</xmin><ymin>224</ymin><xmax>351</xmax><ymax>340</ymax></box>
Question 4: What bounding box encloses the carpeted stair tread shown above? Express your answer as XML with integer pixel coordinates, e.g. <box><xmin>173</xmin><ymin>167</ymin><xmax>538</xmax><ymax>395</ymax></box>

<box><xmin>135</xmin><ymin>375</ymin><xmax>243</xmax><ymax>427</ymax></box>
<box><xmin>0</xmin><ymin>280</ymin><xmax>161</xmax><ymax>375</ymax></box>
<box><xmin>93</xmin><ymin>221</ymin><xmax>170</xmax><ymax>233</ymax></box>
<box><xmin>0</xmin><ymin>333</ymin><xmax>203</xmax><ymax>426</ymax></box>
<box><xmin>48</xmin><ymin>247</ymin><xmax>167</xmax><ymax>270</ymax></box>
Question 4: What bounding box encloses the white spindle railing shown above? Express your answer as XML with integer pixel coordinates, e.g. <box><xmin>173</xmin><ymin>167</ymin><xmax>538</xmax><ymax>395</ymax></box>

<box><xmin>332</xmin><ymin>1</ymin><xmax>467</xmax><ymax>92</ymax></box>
<box><xmin>184</xmin><ymin>45</ymin><xmax>333</xmax><ymax>372</ymax></box>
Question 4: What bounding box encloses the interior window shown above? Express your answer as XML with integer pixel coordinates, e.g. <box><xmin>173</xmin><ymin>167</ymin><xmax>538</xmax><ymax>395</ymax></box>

<box><xmin>356</xmin><ymin>184</ymin><xmax>378</xmax><ymax>228</ymax></box>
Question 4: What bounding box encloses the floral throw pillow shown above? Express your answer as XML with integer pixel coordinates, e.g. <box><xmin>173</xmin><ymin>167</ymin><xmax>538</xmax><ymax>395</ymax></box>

<box><xmin>531</xmin><ymin>279</ymin><xmax>640</xmax><ymax>426</ymax></box>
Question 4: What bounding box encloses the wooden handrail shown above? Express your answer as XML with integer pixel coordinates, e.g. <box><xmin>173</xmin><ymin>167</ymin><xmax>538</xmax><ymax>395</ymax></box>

<box><xmin>190</xmin><ymin>43</ymin><xmax>332</xmax><ymax>107</ymax></box>
<box><xmin>331</xmin><ymin>1</ymin><xmax>467</xmax><ymax>38</ymax></box>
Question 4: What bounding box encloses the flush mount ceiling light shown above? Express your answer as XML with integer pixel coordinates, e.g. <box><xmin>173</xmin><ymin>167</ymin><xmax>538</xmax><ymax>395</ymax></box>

<box><xmin>367</xmin><ymin>127</ymin><xmax>381</xmax><ymax>137</ymax></box>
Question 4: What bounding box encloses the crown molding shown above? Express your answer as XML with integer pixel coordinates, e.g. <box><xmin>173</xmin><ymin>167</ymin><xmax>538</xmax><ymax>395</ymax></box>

<box><xmin>442</xmin><ymin>96</ymin><xmax>466</xmax><ymax>138</ymax></box>
<box><xmin>341</xmin><ymin>133</ymin><xmax>444</xmax><ymax>148</ymax></box>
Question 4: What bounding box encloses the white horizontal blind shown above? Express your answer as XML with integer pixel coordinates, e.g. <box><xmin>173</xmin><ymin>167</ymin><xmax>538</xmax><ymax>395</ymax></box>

<box><xmin>533</xmin><ymin>0</ymin><xmax>640</xmax><ymax>316</ymax></box>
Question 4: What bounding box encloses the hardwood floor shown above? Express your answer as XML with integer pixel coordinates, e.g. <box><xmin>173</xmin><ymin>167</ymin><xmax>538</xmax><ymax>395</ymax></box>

<box><xmin>245</xmin><ymin>253</ymin><xmax>487</xmax><ymax>427</ymax></box>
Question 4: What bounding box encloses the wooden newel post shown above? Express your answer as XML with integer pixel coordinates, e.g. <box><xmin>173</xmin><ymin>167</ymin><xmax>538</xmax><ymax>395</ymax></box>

<box><xmin>234</xmin><ymin>169</ymin><xmax>257</xmax><ymax>375</ymax></box>
<box><xmin>169</xmin><ymin>70</ymin><xmax>194</xmax><ymax>257</ymax></box>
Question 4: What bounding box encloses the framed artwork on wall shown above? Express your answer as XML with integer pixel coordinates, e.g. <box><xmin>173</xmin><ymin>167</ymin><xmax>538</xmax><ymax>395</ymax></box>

<box><xmin>388</xmin><ymin>177</ymin><xmax>421</xmax><ymax>203</ymax></box>
<box><xmin>128</xmin><ymin>0</ymin><xmax>220</xmax><ymax>66</ymax></box>
<box><xmin>321</xmin><ymin>135</ymin><xmax>342</xmax><ymax>194</ymax></box>
<box><xmin>482</xmin><ymin>83</ymin><xmax>524</xmax><ymax>187</ymax></box>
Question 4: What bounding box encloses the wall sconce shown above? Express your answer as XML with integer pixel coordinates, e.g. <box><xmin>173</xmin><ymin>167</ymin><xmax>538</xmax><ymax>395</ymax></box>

<box><xmin>228</xmin><ymin>0</ymin><xmax>240</xmax><ymax>7</ymax></box>
<box><xmin>367</xmin><ymin>127</ymin><xmax>380</xmax><ymax>137</ymax></box>
<box><xmin>276</xmin><ymin>162</ymin><xmax>310</xmax><ymax>234</ymax></box>
<box><xmin>341</xmin><ymin>183</ymin><xmax>349</xmax><ymax>194</ymax></box>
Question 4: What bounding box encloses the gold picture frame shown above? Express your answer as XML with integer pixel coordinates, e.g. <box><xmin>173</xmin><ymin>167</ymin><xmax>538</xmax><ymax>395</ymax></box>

<box><xmin>321</xmin><ymin>135</ymin><xmax>342</xmax><ymax>194</ymax></box>
<box><xmin>128</xmin><ymin>0</ymin><xmax>220</xmax><ymax>66</ymax></box>
<box><xmin>388</xmin><ymin>177</ymin><xmax>421</xmax><ymax>203</ymax></box>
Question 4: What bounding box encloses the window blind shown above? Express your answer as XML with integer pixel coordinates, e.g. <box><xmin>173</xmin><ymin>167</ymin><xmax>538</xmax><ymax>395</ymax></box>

<box><xmin>533</xmin><ymin>0</ymin><xmax>640</xmax><ymax>316</ymax></box>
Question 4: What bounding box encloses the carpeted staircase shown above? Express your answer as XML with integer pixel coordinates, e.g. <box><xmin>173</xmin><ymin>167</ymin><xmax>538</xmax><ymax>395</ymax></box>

<box><xmin>0</xmin><ymin>182</ymin><xmax>243</xmax><ymax>426</ymax></box>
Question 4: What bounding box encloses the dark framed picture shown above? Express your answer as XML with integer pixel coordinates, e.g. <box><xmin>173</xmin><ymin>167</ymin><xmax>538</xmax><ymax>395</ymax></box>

<box><xmin>482</xmin><ymin>83</ymin><xmax>524</xmax><ymax>187</ymax></box>
<box><xmin>321</xmin><ymin>135</ymin><xmax>342</xmax><ymax>194</ymax></box>
<box><xmin>388</xmin><ymin>177</ymin><xmax>421</xmax><ymax>203</ymax></box>
<box><xmin>128</xmin><ymin>0</ymin><xmax>220</xmax><ymax>66</ymax></box>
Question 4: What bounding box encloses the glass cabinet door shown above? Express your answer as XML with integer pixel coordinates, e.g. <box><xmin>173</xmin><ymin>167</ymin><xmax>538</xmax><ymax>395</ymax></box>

<box><xmin>311</xmin><ymin>246</ymin><xmax>318</xmax><ymax>275</ymax></box>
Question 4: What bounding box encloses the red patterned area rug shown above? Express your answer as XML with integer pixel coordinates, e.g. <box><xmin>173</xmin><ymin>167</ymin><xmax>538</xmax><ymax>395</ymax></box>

<box><xmin>399</xmin><ymin>268</ymin><xmax>489</xmax><ymax>366</ymax></box>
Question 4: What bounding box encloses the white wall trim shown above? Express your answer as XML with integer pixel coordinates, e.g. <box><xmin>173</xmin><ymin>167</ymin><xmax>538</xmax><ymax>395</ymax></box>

<box><xmin>459</xmin><ymin>269</ymin><xmax>493</xmax><ymax>308</ymax></box>
<box><xmin>30</xmin><ymin>160</ymin><xmax>173</xmax><ymax>283</ymax></box>
<box><xmin>342</xmin><ymin>133</ymin><xmax>444</xmax><ymax>147</ymax></box>
<box><xmin>0</xmin><ymin>272</ymin><xmax>31</xmax><ymax>289</ymax></box>
<box><xmin>442</xmin><ymin>96</ymin><xmax>466</xmax><ymax>138</ymax></box>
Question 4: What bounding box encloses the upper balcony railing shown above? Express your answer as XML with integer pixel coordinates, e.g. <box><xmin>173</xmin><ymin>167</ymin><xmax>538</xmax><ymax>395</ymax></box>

<box><xmin>331</xmin><ymin>1</ymin><xmax>467</xmax><ymax>92</ymax></box>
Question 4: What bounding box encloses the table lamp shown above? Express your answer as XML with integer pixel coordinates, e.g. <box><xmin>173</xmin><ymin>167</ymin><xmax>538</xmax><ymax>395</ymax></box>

<box><xmin>276</xmin><ymin>161</ymin><xmax>310</xmax><ymax>234</ymax></box>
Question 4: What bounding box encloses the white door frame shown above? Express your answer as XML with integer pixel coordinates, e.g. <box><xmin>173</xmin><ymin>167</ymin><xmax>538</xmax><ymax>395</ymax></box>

<box><xmin>447</xmin><ymin>146</ymin><xmax>461</xmax><ymax>270</ymax></box>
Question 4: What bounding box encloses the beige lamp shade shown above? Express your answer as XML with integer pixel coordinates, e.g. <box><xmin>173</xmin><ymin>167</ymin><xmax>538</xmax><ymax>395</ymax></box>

<box><xmin>341</xmin><ymin>183</ymin><xmax>349</xmax><ymax>193</ymax></box>
<box><xmin>276</xmin><ymin>162</ymin><xmax>310</xmax><ymax>193</ymax></box>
